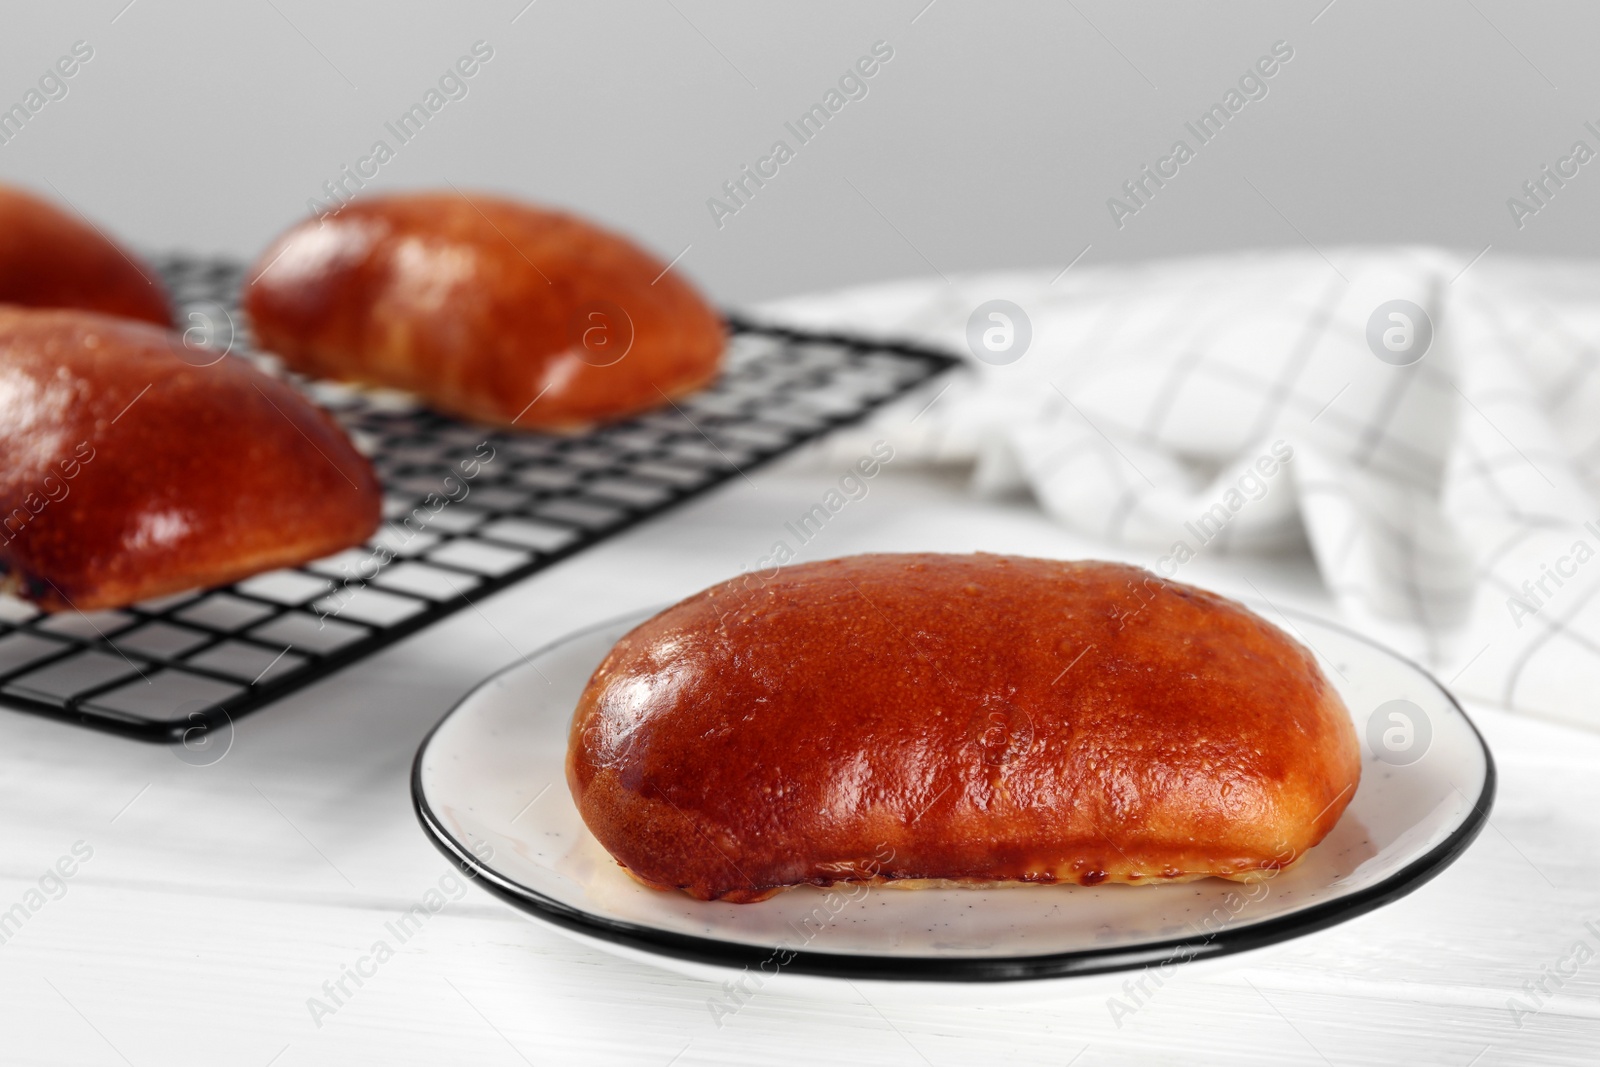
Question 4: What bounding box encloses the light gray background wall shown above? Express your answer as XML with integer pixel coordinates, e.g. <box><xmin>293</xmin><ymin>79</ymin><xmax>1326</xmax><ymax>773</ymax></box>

<box><xmin>2</xmin><ymin>0</ymin><xmax>1596</xmax><ymax>304</ymax></box>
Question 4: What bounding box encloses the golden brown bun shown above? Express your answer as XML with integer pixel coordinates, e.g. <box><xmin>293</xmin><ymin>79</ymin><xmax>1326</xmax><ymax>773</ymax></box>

<box><xmin>0</xmin><ymin>308</ymin><xmax>381</xmax><ymax>612</ymax></box>
<box><xmin>243</xmin><ymin>192</ymin><xmax>725</xmax><ymax>430</ymax></box>
<box><xmin>0</xmin><ymin>184</ymin><xmax>172</xmax><ymax>326</ymax></box>
<box><xmin>567</xmin><ymin>554</ymin><xmax>1361</xmax><ymax>902</ymax></box>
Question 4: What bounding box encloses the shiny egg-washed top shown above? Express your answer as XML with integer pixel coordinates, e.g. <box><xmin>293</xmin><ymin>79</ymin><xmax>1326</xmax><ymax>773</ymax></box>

<box><xmin>244</xmin><ymin>192</ymin><xmax>725</xmax><ymax>430</ymax></box>
<box><xmin>567</xmin><ymin>554</ymin><xmax>1361</xmax><ymax>902</ymax></box>
<box><xmin>0</xmin><ymin>184</ymin><xmax>172</xmax><ymax>327</ymax></box>
<box><xmin>0</xmin><ymin>309</ymin><xmax>381</xmax><ymax>611</ymax></box>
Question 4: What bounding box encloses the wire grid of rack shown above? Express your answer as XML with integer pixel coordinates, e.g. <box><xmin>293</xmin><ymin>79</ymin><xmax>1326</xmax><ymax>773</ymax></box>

<box><xmin>0</xmin><ymin>256</ymin><xmax>960</xmax><ymax>743</ymax></box>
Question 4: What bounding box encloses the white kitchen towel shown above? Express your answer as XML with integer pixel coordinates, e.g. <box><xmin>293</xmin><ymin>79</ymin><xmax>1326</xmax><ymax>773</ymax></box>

<box><xmin>758</xmin><ymin>247</ymin><xmax>1600</xmax><ymax>732</ymax></box>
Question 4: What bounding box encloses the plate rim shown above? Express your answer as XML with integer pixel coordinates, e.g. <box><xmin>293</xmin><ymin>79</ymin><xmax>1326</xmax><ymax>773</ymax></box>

<box><xmin>411</xmin><ymin>604</ymin><xmax>1497</xmax><ymax>983</ymax></box>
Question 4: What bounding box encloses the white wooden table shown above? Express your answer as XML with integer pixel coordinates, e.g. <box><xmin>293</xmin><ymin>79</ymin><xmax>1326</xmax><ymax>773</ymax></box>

<box><xmin>1</xmin><ymin>453</ymin><xmax>1594</xmax><ymax>1066</ymax></box>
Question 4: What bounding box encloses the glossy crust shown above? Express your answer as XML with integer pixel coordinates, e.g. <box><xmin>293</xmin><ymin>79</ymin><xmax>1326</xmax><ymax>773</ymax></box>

<box><xmin>567</xmin><ymin>554</ymin><xmax>1361</xmax><ymax>902</ymax></box>
<box><xmin>243</xmin><ymin>192</ymin><xmax>725</xmax><ymax>430</ymax></box>
<box><xmin>0</xmin><ymin>184</ymin><xmax>172</xmax><ymax>326</ymax></box>
<box><xmin>0</xmin><ymin>308</ymin><xmax>381</xmax><ymax>612</ymax></box>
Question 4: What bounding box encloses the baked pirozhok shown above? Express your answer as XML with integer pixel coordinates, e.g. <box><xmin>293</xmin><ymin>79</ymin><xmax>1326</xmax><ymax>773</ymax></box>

<box><xmin>0</xmin><ymin>309</ymin><xmax>381</xmax><ymax>611</ymax></box>
<box><xmin>567</xmin><ymin>554</ymin><xmax>1361</xmax><ymax>902</ymax></box>
<box><xmin>245</xmin><ymin>192</ymin><xmax>724</xmax><ymax>430</ymax></box>
<box><xmin>0</xmin><ymin>183</ymin><xmax>172</xmax><ymax>326</ymax></box>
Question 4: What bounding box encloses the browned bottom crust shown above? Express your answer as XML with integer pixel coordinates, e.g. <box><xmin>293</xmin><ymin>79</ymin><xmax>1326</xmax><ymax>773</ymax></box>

<box><xmin>615</xmin><ymin>853</ymin><xmax>1308</xmax><ymax>903</ymax></box>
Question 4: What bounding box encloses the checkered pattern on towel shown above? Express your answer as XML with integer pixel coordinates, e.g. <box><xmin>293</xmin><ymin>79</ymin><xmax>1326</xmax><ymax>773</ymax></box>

<box><xmin>760</xmin><ymin>247</ymin><xmax>1600</xmax><ymax>732</ymax></box>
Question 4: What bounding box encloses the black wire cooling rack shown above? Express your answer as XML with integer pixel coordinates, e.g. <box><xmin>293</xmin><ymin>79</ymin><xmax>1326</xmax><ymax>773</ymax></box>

<box><xmin>0</xmin><ymin>256</ymin><xmax>960</xmax><ymax>743</ymax></box>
